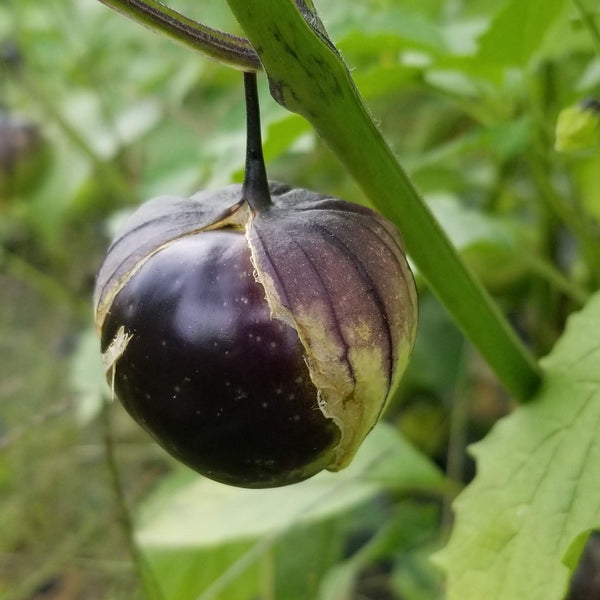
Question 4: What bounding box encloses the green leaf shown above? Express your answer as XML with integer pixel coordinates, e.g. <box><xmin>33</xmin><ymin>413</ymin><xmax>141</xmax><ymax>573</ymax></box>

<box><xmin>137</xmin><ymin>424</ymin><xmax>442</xmax><ymax>599</ymax></box>
<box><xmin>68</xmin><ymin>328</ymin><xmax>106</xmax><ymax>424</ymax></box>
<box><xmin>321</xmin><ymin>3</ymin><xmax>447</xmax><ymax>53</ymax></box>
<box><xmin>477</xmin><ymin>0</ymin><xmax>568</xmax><ymax>66</ymax></box>
<box><xmin>436</xmin><ymin>291</ymin><xmax>600</xmax><ymax>600</ymax></box>
<box><xmin>319</xmin><ymin>502</ymin><xmax>441</xmax><ymax>600</ymax></box>
<box><xmin>572</xmin><ymin>153</ymin><xmax>600</xmax><ymax>225</ymax></box>
<box><xmin>425</xmin><ymin>193</ymin><xmax>533</xmax><ymax>288</ymax></box>
<box><xmin>61</xmin><ymin>93</ymin><xmax>161</xmax><ymax>160</ymax></box>
<box><xmin>555</xmin><ymin>103</ymin><xmax>600</xmax><ymax>153</ymax></box>
<box><xmin>137</xmin><ymin>424</ymin><xmax>442</xmax><ymax>549</ymax></box>
<box><xmin>141</xmin><ymin>543</ymin><xmax>261</xmax><ymax>600</ymax></box>
<box><xmin>392</xmin><ymin>552</ymin><xmax>444</xmax><ymax>600</ymax></box>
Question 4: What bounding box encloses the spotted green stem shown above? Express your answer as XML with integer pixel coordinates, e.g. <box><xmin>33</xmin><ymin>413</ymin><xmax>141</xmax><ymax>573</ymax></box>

<box><xmin>96</xmin><ymin>0</ymin><xmax>261</xmax><ymax>71</ymax></box>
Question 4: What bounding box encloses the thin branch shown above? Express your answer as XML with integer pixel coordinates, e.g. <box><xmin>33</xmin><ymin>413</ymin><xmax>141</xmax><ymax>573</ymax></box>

<box><xmin>97</xmin><ymin>0</ymin><xmax>262</xmax><ymax>72</ymax></box>
<box><xmin>522</xmin><ymin>253</ymin><xmax>590</xmax><ymax>306</ymax></box>
<box><xmin>101</xmin><ymin>399</ymin><xmax>164</xmax><ymax>600</ymax></box>
<box><xmin>442</xmin><ymin>342</ymin><xmax>470</xmax><ymax>529</ymax></box>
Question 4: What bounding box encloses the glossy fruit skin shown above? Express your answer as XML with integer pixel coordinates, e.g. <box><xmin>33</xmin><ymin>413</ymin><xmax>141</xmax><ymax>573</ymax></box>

<box><xmin>101</xmin><ymin>228</ymin><xmax>340</xmax><ymax>488</ymax></box>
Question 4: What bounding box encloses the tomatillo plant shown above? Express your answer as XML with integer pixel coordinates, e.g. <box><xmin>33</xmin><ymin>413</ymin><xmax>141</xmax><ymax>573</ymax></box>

<box><xmin>94</xmin><ymin>0</ymin><xmax>541</xmax><ymax>402</ymax></box>
<box><xmin>94</xmin><ymin>0</ymin><xmax>545</xmax><ymax>488</ymax></box>
<box><xmin>95</xmin><ymin>73</ymin><xmax>417</xmax><ymax>488</ymax></box>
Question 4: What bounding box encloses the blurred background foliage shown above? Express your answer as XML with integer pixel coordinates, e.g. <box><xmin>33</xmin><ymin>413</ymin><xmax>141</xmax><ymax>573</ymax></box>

<box><xmin>0</xmin><ymin>0</ymin><xmax>599</xmax><ymax>598</ymax></box>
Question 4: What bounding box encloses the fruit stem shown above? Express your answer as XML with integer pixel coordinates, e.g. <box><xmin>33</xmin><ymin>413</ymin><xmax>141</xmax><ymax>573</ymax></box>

<box><xmin>242</xmin><ymin>72</ymin><xmax>272</xmax><ymax>212</ymax></box>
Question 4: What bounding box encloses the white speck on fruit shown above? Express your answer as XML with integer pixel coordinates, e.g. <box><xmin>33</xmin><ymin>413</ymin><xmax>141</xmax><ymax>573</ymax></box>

<box><xmin>235</xmin><ymin>388</ymin><xmax>248</xmax><ymax>400</ymax></box>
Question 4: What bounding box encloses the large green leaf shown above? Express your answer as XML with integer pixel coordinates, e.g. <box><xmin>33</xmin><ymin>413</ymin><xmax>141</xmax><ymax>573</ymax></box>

<box><xmin>477</xmin><ymin>0</ymin><xmax>568</xmax><ymax>66</ymax></box>
<box><xmin>137</xmin><ymin>423</ymin><xmax>442</xmax><ymax>549</ymax></box>
<box><xmin>319</xmin><ymin>2</ymin><xmax>446</xmax><ymax>53</ymax></box>
<box><xmin>436</xmin><ymin>291</ymin><xmax>600</xmax><ymax>599</ymax></box>
<box><xmin>68</xmin><ymin>328</ymin><xmax>106</xmax><ymax>424</ymax></box>
<box><xmin>136</xmin><ymin>424</ymin><xmax>443</xmax><ymax>599</ymax></box>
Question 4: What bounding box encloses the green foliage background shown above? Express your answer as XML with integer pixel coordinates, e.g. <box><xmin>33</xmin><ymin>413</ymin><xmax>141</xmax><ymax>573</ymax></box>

<box><xmin>1</xmin><ymin>0</ymin><xmax>599</xmax><ymax>599</ymax></box>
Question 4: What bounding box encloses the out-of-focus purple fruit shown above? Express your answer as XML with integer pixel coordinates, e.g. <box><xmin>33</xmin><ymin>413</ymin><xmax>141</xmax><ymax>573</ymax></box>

<box><xmin>0</xmin><ymin>113</ymin><xmax>49</xmax><ymax>200</ymax></box>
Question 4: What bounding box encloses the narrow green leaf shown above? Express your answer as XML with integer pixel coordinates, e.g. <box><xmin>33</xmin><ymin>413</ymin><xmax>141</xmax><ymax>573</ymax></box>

<box><xmin>435</xmin><ymin>291</ymin><xmax>600</xmax><ymax>600</ymax></box>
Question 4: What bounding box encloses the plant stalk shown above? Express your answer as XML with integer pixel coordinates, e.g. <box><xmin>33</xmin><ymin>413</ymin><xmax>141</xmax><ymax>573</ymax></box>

<box><xmin>96</xmin><ymin>0</ymin><xmax>261</xmax><ymax>71</ymax></box>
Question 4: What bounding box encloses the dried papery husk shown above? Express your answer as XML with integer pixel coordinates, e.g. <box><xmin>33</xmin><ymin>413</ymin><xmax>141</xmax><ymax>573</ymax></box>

<box><xmin>247</xmin><ymin>187</ymin><xmax>417</xmax><ymax>468</ymax></box>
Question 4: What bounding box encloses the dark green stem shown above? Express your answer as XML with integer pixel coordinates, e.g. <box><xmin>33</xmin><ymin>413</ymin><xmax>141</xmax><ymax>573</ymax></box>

<box><xmin>242</xmin><ymin>72</ymin><xmax>272</xmax><ymax>212</ymax></box>
<box><xmin>96</xmin><ymin>0</ymin><xmax>261</xmax><ymax>71</ymax></box>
